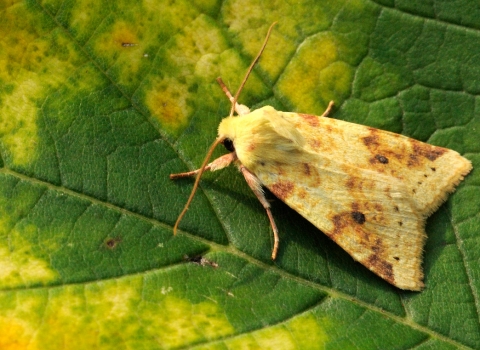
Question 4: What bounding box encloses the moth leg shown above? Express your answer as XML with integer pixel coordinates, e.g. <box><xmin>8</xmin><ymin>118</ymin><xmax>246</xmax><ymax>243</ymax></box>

<box><xmin>170</xmin><ymin>152</ymin><xmax>237</xmax><ymax>179</ymax></box>
<box><xmin>216</xmin><ymin>77</ymin><xmax>251</xmax><ymax>116</ymax></box>
<box><xmin>321</xmin><ymin>101</ymin><xmax>335</xmax><ymax>118</ymax></box>
<box><xmin>239</xmin><ymin>165</ymin><xmax>280</xmax><ymax>260</ymax></box>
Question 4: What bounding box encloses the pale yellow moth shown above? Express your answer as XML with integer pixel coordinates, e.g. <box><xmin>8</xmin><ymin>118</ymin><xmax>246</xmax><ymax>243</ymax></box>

<box><xmin>170</xmin><ymin>23</ymin><xmax>472</xmax><ymax>291</ymax></box>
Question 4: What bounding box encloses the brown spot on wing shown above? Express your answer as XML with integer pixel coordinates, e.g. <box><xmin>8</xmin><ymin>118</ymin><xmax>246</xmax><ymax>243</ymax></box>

<box><xmin>331</xmin><ymin>213</ymin><xmax>350</xmax><ymax>237</ymax></box>
<box><xmin>362</xmin><ymin>128</ymin><xmax>380</xmax><ymax>147</ymax></box>
<box><xmin>270</xmin><ymin>181</ymin><xmax>295</xmax><ymax>201</ymax></box>
<box><xmin>303</xmin><ymin>163</ymin><xmax>311</xmax><ymax>175</ymax></box>
<box><xmin>309</xmin><ymin>139</ymin><xmax>322</xmax><ymax>150</ymax></box>
<box><xmin>410</xmin><ymin>139</ymin><xmax>447</xmax><ymax>162</ymax></box>
<box><xmin>247</xmin><ymin>143</ymin><xmax>256</xmax><ymax>152</ymax></box>
<box><xmin>365</xmin><ymin>254</ymin><xmax>394</xmax><ymax>285</ymax></box>
<box><xmin>298</xmin><ymin>113</ymin><xmax>319</xmax><ymax>127</ymax></box>
<box><xmin>330</xmin><ymin>209</ymin><xmax>367</xmax><ymax>238</ymax></box>
<box><xmin>346</xmin><ymin>177</ymin><xmax>363</xmax><ymax>191</ymax></box>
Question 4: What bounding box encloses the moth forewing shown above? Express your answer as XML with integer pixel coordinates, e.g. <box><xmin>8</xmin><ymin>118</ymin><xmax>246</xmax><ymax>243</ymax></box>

<box><xmin>169</xmin><ymin>23</ymin><xmax>472</xmax><ymax>291</ymax></box>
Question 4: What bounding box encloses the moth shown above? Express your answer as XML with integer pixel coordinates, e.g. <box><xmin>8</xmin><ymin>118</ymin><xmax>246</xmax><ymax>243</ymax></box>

<box><xmin>170</xmin><ymin>23</ymin><xmax>472</xmax><ymax>291</ymax></box>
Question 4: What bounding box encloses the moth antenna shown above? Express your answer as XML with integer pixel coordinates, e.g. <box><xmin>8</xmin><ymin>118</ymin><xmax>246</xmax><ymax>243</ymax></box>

<box><xmin>229</xmin><ymin>21</ymin><xmax>278</xmax><ymax>117</ymax></box>
<box><xmin>173</xmin><ymin>137</ymin><xmax>225</xmax><ymax>235</ymax></box>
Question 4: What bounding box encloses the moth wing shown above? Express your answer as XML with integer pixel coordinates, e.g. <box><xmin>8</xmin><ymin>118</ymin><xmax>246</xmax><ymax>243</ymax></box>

<box><xmin>257</xmin><ymin>160</ymin><xmax>426</xmax><ymax>290</ymax></box>
<box><xmin>283</xmin><ymin>111</ymin><xmax>472</xmax><ymax>217</ymax></box>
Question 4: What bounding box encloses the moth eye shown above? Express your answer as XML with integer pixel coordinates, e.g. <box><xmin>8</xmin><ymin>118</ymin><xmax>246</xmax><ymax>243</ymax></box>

<box><xmin>223</xmin><ymin>138</ymin><xmax>235</xmax><ymax>152</ymax></box>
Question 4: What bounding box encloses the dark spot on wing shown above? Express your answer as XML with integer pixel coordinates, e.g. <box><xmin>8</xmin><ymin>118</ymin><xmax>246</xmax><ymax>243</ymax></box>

<box><xmin>375</xmin><ymin>154</ymin><xmax>389</xmax><ymax>164</ymax></box>
<box><xmin>351</xmin><ymin>211</ymin><xmax>366</xmax><ymax>224</ymax></box>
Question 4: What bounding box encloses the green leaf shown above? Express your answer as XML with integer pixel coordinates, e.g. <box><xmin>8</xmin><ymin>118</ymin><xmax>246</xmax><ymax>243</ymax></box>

<box><xmin>0</xmin><ymin>0</ymin><xmax>478</xmax><ymax>349</ymax></box>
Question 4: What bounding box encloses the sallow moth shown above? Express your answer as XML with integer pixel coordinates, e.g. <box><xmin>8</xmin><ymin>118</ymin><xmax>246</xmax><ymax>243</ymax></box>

<box><xmin>170</xmin><ymin>23</ymin><xmax>472</xmax><ymax>291</ymax></box>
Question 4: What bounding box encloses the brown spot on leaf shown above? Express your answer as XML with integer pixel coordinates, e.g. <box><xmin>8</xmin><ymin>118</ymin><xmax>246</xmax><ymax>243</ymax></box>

<box><xmin>393</xmin><ymin>256</ymin><xmax>400</xmax><ymax>261</ymax></box>
<box><xmin>247</xmin><ymin>143</ymin><xmax>256</xmax><ymax>152</ymax></box>
<box><xmin>351</xmin><ymin>211</ymin><xmax>366</xmax><ymax>224</ymax></box>
<box><xmin>299</xmin><ymin>113</ymin><xmax>319</xmax><ymax>127</ymax></box>
<box><xmin>184</xmin><ymin>255</ymin><xmax>219</xmax><ymax>268</ymax></box>
<box><xmin>270</xmin><ymin>181</ymin><xmax>295</xmax><ymax>201</ymax></box>
<box><xmin>398</xmin><ymin>221</ymin><xmax>403</xmax><ymax>226</ymax></box>
<box><xmin>365</xmin><ymin>255</ymin><xmax>394</xmax><ymax>284</ymax></box>
<box><xmin>105</xmin><ymin>237</ymin><xmax>122</xmax><ymax>249</ymax></box>
<box><xmin>394</xmin><ymin>206</ymin><xmax>399</xmax><ymax>212</ymax></box>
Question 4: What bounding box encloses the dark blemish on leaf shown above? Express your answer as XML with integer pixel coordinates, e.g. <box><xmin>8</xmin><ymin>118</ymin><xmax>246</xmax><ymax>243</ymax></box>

<box><xmin>105</xmin><ymin>237</ymin><xmax>122</xmax><ymax>249</ymax></box>
<box><xmin>418</xmin><ymin>181</ymin><xmax>422</xmax><ymax>185</ymax></box>
<box><xmin>394</xmin><ymin>206</ymin><xmax>399</xmax><ymax>212</ymax></box>
<box><xmin>398</xmin><ymin>221</ymin><xmax>403</xmax><ymax>226</ymax></box>
<box><xmin>431</xmin><ymin>167</ymin><xmax>436</xmax><ymax>172</ymax></box>
<box><xmin>375</xmin><ymin>155</ymin><xmax>389</xmax><ymax>164</ymax></box>
<box><xmin>351</xmin><ymin>211</ymin><xmax>366</xmax><ymax>224</ymax></box>
<box><xmin>393</xmin><ymin>257</ymin><xmax>400</xmax><ymax>261</ymax></box>
<box><xmin>184</xmin><ymin>255</ymin><xmax>218</xmax><ymax>268</ymax></box>
<box><xmin>260</xmin><ymin>161</ymin><xmax>265</xmax><ymax>166</ymax></box>
<box><xmin>424</xmin><ymin>174</ymin><xmax>428</xmax><ymax>177</ymax></box>
<box><xmin>412</xmin><ymin>189</ymin><xmax>416</xmax><ymax>194</ymax></box>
